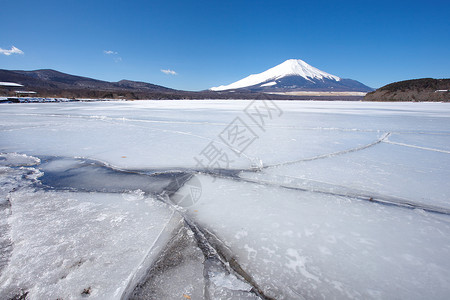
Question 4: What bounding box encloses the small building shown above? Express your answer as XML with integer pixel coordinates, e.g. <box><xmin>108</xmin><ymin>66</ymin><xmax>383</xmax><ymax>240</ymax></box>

<box><xmin>15</xmin><ymin>90</ymin><xmax>37</xmax><ymax>97</ymax></box>
<box><xmin>1</xmin><ymin>82</ymin><xmax>25</xmax><ymax>98</ymax></box>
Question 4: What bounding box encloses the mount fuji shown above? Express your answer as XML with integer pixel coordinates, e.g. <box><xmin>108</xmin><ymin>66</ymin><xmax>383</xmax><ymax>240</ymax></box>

<box><xmin>210</xmin><ymin>59</ymin><xmax>373</xmax><ymax>93</ymax></box>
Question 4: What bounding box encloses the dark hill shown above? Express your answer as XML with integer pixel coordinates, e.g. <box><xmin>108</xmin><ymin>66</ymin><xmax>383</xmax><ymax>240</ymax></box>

<box><xmin>364</xmin><ymin>78</ymin><xmax>450</xmax><ymax>102</ymax></box>
<box><xmin>0</xmin><ymin>69</ymin><xmax>174</xmax><ymax>98</ymax></box>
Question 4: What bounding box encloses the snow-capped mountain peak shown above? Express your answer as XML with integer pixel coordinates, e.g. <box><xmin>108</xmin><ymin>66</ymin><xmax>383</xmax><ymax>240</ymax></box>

<box><xmin>211</xmin><ymin>59</ymin><xmax>341</xmax><ymax>91</ymax></box>
<box><xmin>272</xmin><ymin>59</ymin><xmax>341</xmax><ymax>81</ymax></box>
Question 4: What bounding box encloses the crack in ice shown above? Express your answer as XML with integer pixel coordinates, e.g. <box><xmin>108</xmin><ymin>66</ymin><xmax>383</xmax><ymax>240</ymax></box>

<box><xmin>264</xmin><ymin>132</ymin><xmax>391</xmax><ymax>168</ymax></box>
<box><xmin>383</xmin><ymin>140</ymin><xmax>450</xmax><ymax>154</ymax></box>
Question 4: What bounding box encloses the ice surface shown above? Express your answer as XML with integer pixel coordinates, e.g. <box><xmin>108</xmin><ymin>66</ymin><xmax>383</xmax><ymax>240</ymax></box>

<box><xmin>0</xmin><ymin>100</ymin><xmax>449</xmax><ymax>299</ymax></box>
<box><xmin>4</xmin><ymin>101</ymin><xmax>447</xmax><ymax>170</ymax></box>
<box><xmin>0</xmin><ymin>102</ymin><xmax>254</xmax><ymax>169</ymax></box>
<box><xmin>242</xmin><ymin>141</ymin><xmax>450</xmax><ymax>210</ymax></box>
<box><xmin>178</xmin><ymin>174</ymin><xmax>450</xmax><ymax>300</ymax></box>
<box><xmin>386</xmin><ymin>132</ymin><xmax>450</xmax><ymax>153</ymax></box>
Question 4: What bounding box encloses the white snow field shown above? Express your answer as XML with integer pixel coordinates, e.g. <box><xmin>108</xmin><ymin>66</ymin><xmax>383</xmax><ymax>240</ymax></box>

<box><xmin>0</xmin><ymin>100</ymin><xmax>449</xmax><ymax>299</ymax></box>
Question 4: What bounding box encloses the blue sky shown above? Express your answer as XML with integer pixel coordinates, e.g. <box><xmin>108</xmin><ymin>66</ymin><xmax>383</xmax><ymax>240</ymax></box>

<box><xmin>1</xmin><ymin>0</ymin><xmax>449</xmax><ymax>91</ymax></box>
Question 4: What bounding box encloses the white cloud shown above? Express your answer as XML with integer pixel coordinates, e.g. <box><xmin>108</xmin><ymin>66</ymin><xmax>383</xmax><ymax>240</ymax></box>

<box><xmin>103</xmin><ymin>50</ymin><xmax>118</xmax><ymax>55</ymax></box>
<box><xmin>0</xmin><ymin>46</ymin><xmax>24</xmax><ymax>56</ymax></box>
<box><xmin>104</xmin><ymin>50</ymin><xmax>121</xmax><ymax>63</ymax></box>
<box><xmin>161</xmin><ymin>69</ymin><xmax>177</xmax><ymax>75</ymax></box>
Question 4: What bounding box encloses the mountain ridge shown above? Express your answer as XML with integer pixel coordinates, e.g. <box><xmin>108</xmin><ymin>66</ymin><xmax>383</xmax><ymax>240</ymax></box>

<box><xmin>0</xmin><ymin>68</ymin><xmax>365</xmax><ymax>101</ymax></box>
<box><xmin>3</xmin><ymin>69</ymin><xmax>174</xmax><ymax>92</ymax></box>
<box><xmin>211</xmin><ymin>59</ymin><xmax>373</xmax><ymax>93</ymax></box>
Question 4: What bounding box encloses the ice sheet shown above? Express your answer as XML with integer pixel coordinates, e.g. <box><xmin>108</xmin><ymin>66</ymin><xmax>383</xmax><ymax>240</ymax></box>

<box><xmin>1</xmin><ymin>100</ymin><xmax>449</xmax><ymax>299</ymax></box>
<box><xmin>177</xmin><ymin>174</ymin><xmax>450</xmax><ymax>300</ymax></box>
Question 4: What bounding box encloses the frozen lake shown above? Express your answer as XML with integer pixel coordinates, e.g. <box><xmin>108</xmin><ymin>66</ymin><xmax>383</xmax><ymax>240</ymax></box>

<box><xmin>0</xmin><ymin>100</ymin><xmax>449</xmax><ymax>299</ymax></box>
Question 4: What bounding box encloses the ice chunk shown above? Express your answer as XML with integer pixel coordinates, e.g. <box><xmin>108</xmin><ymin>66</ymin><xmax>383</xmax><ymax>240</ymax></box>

<box><xmin>0</xmin><ymin>152</ymin><xmax>40</xmax><ymax>167</ymax></box>
<box><xmin>0</xmin><ymin>164</ymin><xmax>182</xmax><ymax>300</ymax></box>
<box><xmin>130</xmin><ymin>225</ymin><xmax>205</xmax><ymax>300</ymax></box>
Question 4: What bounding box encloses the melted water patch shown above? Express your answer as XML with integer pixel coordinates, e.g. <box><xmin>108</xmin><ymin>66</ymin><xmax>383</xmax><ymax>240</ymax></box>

<box><xmin>37</xmin><ymin>156</ymin><xmax>192</xmax><ymax>195</ymax></box>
